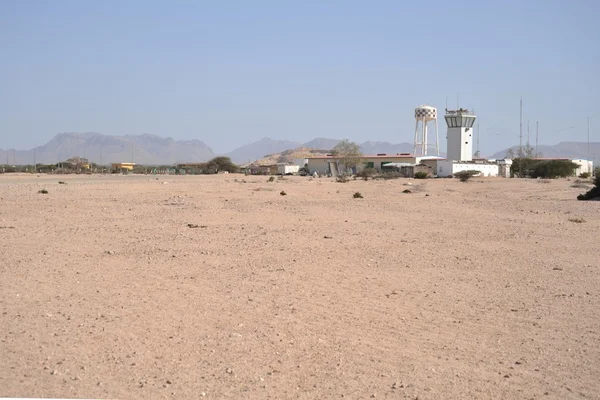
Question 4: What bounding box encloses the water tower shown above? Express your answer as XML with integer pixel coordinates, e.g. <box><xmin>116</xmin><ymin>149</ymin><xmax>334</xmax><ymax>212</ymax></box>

<box><xmin>444</xmin><ymin>108</ymin><xmax>476</xmax><ymax>161</ymax></box>
<box><xmin>413</xmin><ymin>105</ymin><xmax>439</xmax><ymax>156</ymax></box>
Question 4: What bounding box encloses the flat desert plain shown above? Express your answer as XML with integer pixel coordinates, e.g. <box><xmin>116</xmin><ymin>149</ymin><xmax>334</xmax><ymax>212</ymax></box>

<box><xmin>1</xmin><ymin>174</ymin><xmax>598</xmax><ymax>400</ymax></box>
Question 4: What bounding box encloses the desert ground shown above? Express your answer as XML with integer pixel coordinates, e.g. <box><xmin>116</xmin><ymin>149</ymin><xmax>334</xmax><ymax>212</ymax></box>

<box><xmin>0</xmin><ymin>173</ymin><xmax>598</xmax><ymax>399</ymax></box>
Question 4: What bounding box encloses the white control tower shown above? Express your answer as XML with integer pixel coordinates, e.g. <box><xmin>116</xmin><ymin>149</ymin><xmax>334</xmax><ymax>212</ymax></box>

<box><xmin>444</xmin><ymin>108</ymin><xmax>476</xmax><ymax>161</ymax></box>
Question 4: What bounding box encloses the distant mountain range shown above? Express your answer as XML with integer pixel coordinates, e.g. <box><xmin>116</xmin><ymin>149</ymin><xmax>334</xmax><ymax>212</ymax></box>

<box><xmin>1</xmin><ymin>133</ymin><xmax>597</xmax><ymax>166</ymax></box>
<box><xmin>0</xmin><ymin>133</ymin><xmax>215</xmax><ymax>165</ymax></box>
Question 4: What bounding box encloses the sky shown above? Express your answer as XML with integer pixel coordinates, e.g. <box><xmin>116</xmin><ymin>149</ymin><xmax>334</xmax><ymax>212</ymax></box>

<box><xmin>1</xmin><ymin>0</ymin><xmax>599</xmax><ymax>155</ymax></box>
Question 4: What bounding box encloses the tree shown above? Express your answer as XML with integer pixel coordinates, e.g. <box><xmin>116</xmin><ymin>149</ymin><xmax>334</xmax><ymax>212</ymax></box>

<box><xmin>204</xmin><ymin>157</ymin><xmax>238</xmax><ymax>173</ymax></box>
<box><xmin>331</xmin><ymin>139</ymin><xmax>362</xmax><ymax>174</ymax></box>
<box><xmin>530</xmin><ymin>160</ymin><xmax>578</xmax><ymax>179</ymax></box>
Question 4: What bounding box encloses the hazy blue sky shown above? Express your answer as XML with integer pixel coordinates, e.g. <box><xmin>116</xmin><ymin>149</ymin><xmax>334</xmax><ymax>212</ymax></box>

<box><xmin>1</xmin><ymin>0</ymin><xmax>599</xmax><ymax>154</ymax></box>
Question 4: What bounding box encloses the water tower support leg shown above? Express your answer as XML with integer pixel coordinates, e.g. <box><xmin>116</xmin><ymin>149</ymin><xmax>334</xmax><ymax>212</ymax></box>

<box><xmin>413</xmin><ymin>119</ymin><xmax>420</xmax><ymax>155</ymax></box>
<box><xmin>423</xmin><ymin>120</ymin><xmax>428</xmax><ymax>155</ymax></box>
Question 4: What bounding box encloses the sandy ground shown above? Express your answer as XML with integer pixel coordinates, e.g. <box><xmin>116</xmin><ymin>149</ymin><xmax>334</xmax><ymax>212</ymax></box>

<box><xmin>0</xmin><ymin>173</ymin><xmax>598</xmax><ymax>399</ymax></box>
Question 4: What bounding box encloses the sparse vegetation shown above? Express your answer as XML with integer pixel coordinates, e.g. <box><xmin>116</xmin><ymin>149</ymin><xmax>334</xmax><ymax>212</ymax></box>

<box><xmin>413</xmin><ymin>172</ymin><xmax>429</xmax><ymax>179</ymax></box>
<box><xmin>353</xmin><ymin>191</ymin><xmax>363</xmax><ymax>198</ymax></box>
<box><xmin>336</xmin><ymin>174</ymin><xmax>350</xmax><ymax>183</ymax></box>
<box><xmin>402</xmin><ymin>189</ymin><xmax>412</xmax><ymax>193</ymax></box>
<box><xmin>571</xmin><ymin>181</ymin><xmax>590</xmax><ymax>189</ymax></box>
<box><xmin>579</xmin><ymin>172</ymin><xmax>591</xmax><ymax>179</ymax></box>
<box><xmin>58</xmin><ymin>181</ymin><xmax>67</xmax><ymax>184</ymax></box>
<box><xmin>356</xmin><ymin>167</ymin><xmax>377</xmax><ymax>181</ymax></box>
<box><xmin>280</xmin><ymin>191</ymin><xmax>287</xmax><ymax>196</ymax></box>
<box><xmin>511</xmin><ymin>158</ymin><xmax>578</xmax><ymax>178</ymax></box>
<box><xmin>577</xmin><ymin>175</ymin><xmax>600</xmax><ymax>201</ymax></box>
<box><xmin>454</xmin><ymin>170</ymin><xmax>480</xmax><ymax>182</ymax></box>
<box><xmin>568</xmin><ymin>217</ymin><xmax>586</xmax><ymax>223</ymax></box>
<box><xmin>299</xmin><ymin>166</ymin><xmax>310</xmax><ymax>176</ymax></box>
<box><xmin>268</xmin><ymin>176</ymin><xmax>275</xmax><ymax>182</ymax></box>
<box><xmin>38</xmin><ymin>189</ymin><xmax>48</xmax><ymax>194</ymax></box>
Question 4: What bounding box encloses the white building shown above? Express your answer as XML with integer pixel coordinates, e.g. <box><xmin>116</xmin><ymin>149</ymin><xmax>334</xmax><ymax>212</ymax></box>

<box><xmin>571</xmin><ymin>159</ymin><xmax>594</xmax><ymax>176</ymax></box>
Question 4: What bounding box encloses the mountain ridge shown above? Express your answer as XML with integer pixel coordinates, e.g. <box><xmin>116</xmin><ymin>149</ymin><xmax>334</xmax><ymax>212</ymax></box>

<box><xmin>2</xmin><ymin>133</ymin><xmax>597</xmax><ymax>166</ymax></box>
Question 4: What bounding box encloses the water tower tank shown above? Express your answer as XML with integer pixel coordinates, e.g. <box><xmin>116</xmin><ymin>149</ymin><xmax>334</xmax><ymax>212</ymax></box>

<box><xmin>415</xmin><ymin>105</ymin><xmax>437</xmax><ymax>121</ymax></box>
<box><xmin>413</xmin><ymin>105</ymin><xmax>439</xmax><ymax>156</ymax></box>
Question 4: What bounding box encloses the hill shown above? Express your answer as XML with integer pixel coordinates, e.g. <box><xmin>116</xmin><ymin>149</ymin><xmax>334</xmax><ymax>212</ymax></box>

<box><xmin>1</xmin><ymin>133</ymin><xmax>215</xmax><ymax>165</ymax></box>
<box><xmin>224</xmin><ymin>138</ymin><xmax>302</xmax><ymax>164</ymax></box>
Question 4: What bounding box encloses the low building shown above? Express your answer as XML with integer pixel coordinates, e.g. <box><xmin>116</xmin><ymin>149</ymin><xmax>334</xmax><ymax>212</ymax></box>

<box><xmin>277</xmin><ymin>164</ymin><xmax>300</xmax><ymax>175</ymax></box>
<box><xmin>111</xmin><ymin>162</ymin><xmax>136</xmax><ymax>172</ymax></box>
<box><xmin>306</xmin><ymin>154</ymin><xmax>442</xmax><ymax>175</ymax></box>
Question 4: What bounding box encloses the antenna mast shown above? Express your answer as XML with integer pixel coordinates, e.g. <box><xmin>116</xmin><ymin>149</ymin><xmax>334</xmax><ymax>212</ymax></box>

<box><xmin>519</xmin><ymin>98</ymin><xmax>524</xmax><ymax>177</ymax></box>
<box><xmin>535</xmin><ymin>121</ymin><xmax>539</xmax><ymax>158</ymax></box>
<box><xmin>588</xmin><ymin>117</ymin><xmax>591</xmax><ymax>162</ymax></box>
<box><xmin>476</xmin><ymin>123</ymin><xmax>480</xmax><ymax>157</ymax></box>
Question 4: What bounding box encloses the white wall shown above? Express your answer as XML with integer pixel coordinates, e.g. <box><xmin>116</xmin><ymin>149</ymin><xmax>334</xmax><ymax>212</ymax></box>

<box><xmin>446</xmin><ymin>127</ymin><xmax>474</xmax><ymax>162</ymax></box>
<box><xmin>571</xmin><ymin>159</ymin><xmax>594</xmax><ymax>176</ymax></box>
<box><xmin>437</xmin><ymin>161</ymin><xmax>500</xmax><ymax>177</ymax></box>
<box><xmin>278</xmin><ymin>165</ymin><xmax>300</xmax><ymax>174</ymax></box>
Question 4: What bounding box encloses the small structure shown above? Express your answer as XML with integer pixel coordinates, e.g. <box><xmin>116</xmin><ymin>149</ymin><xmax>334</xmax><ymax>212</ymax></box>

<box><xmin>277</xmin><ymin>164</ymin><xmax>300</xmax><ymax>175</ymax></box>
<box><xmin>111</xmin><ymin>162</ymin><xmax>136</xmax><ymax>173</ymax></box>
<box><xmin>243</xmin><ymin>164</ymin><xmax>278</xmax><ymax>175</ymax></box>
<box><xmin>382</xmin><ymin>162</ymin><xmax>433</xmax><ymax>177</ymax></box>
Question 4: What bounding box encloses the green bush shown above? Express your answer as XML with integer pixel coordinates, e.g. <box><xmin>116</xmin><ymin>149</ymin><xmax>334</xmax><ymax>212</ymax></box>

<box><xmin>414</xmin><ymin>171</ymin><xmax>429</xmax><ymax>179</ymax></box>
<box><xmin>454</xmin><ymin>170</ymin><xmax>480</xmax><ymax>182</ymax></box>
<box><xmin>531</xmin><ymin>160</ymin><xmax>578</xmax><ymax>179</ymax></box>
<box><xmin>577</xmin><ymin>175</ymin><xmax>600</xmax><ymax>200</ymax></box>
<box><xmin>579</xmin><ymin>172</ymin><xmax>591</xmax><ymax>179</ymax></box>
